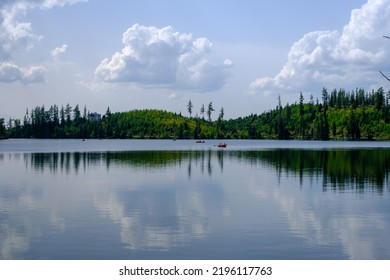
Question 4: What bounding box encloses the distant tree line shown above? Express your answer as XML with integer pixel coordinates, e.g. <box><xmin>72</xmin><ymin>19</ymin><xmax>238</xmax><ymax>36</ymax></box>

<box><xmin>0</xmin><ymin>117</ymin><xmax>6</xmax><ymax>139</ymax></box>
<box><xmin>2</xmin><ymin>86</ymin><xmax>390</xmax><ymax>140</ymax></box>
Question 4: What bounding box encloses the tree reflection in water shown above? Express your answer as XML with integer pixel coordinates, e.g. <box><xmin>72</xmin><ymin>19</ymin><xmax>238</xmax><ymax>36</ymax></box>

<box><xmin>237</xmin><ymin>149</ymin><xmax>390</xmax><ymax>192</ymax></box>
<box><xmin>20</xmin><ymin>148</ymin><xmax>390</xmax><ymax>191</ymax></box>
<box><xmin>1</xmin><ymin>147</ymin><xmax>390</xmax><ymax>259</ymax></box>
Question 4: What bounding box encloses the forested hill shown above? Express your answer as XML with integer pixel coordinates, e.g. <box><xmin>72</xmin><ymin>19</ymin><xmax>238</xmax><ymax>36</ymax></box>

<box><xmin>2</xmin><ymin>87</ymin><xmax>390</xmax><ymax>140</ymax></box>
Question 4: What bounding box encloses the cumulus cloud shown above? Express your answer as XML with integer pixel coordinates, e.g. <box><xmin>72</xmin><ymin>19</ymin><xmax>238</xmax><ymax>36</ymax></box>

<box><xmin>0</xmin><ymin>0</ymin><xmax>85</xmax><ymax>84</ymax></box>
<box><xmin>95</xmin><ymin>23</ymin><xmax>233</xmax><ymax>92</ymax></box>
<box><xmin>0</xmin><ymin>62</ymin><xmax>45</xmax><ymax>83</ymax></box>
<box><xmin>250</xmin><ymin>0</ymin><xmax>390</xmax><ymax>96</ymax></box>
<box><xmin>51</xmin><ymin>44</ymin><xmax>68</xmax><ymax>58</ymax></box>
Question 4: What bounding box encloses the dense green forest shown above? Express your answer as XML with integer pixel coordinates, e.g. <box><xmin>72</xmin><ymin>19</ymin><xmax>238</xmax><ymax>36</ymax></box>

<box><xmin>1</xmin><ymin>87</ymin><xmax>390</xmax><ymax>140</ymax></box>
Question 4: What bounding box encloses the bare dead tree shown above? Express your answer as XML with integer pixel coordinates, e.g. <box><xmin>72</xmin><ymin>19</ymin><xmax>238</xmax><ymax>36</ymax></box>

<box><xmin>380</xmin><ymin>70</ymin><xmax>390</xmax><ymax>81</ymax></box>
<box><xmin>380</xmin><ymin>36</ymin><xmax>390</xmax><ymax>81</ymax></box>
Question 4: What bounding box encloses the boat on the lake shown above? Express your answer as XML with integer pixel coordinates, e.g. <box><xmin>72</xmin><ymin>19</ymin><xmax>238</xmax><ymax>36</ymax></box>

<box><xmin>217</xmin><ymin>143</ymin><xmax>227</xmax><ymax>148</ymax></box>
<box><xmin>196</xmin><ymin>140</ymin><xmax>205</xmax><ymax>143</ymax></box>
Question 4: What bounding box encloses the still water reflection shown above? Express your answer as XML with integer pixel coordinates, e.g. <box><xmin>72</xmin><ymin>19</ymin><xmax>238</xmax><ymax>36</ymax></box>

<box><xmin>1</xmin><ymin>148</ymin><xmax>390</xmax><ymax>259</ymax></box>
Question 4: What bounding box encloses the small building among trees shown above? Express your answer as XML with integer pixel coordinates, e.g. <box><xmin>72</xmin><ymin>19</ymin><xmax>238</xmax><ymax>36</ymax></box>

<box><xmin>89</xmin><ymin>112</ymin><xmax>101</xmax><ymax>121</ymax></box>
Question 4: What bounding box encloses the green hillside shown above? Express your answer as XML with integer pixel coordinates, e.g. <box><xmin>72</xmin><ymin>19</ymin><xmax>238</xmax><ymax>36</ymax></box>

<box><xmin>2</xmin><ymin>87</ymin><xmax>390</xmax><ymax>140</ymax></box>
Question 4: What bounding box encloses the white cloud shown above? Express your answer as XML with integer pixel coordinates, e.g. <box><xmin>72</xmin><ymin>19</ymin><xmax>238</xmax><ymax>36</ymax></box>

<box><xmin>0</xmin><ymin>62</ymin><xmax>45</xmax><ymax>83</ymax></box>
<box><xmin>41</xmin><ymin>0</ymin><xmax>87</xmax><ymax>9</ymax></box>
<box><xmin>51</xmin><ymin>44</ymin><xmax>68</xmax><ymax>58</ymax></box>
<box><xmin>250</xmin><ymin>0</ymin><xmax>390</xmax><ymax>96</ymax></box>
<box><xmin>168</xmin><ymin>92</ymin><xmax>177</xmax><ymax>99</ymax></box>
<box><xmin>95</xmin><ymin>23</ymin><xmax>233</xmax><ymax>92</ymax></box>
<box><xmin>0</xmin><ymin>0</ymin><xmax>85</xmax><ymax>84</ymax></box>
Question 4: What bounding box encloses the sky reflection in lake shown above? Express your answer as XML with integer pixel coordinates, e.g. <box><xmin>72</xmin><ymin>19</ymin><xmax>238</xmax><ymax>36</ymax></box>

<box><xmin>1</xmin><ymin>147</ymin><xmax>389</xmax><ymax>259</ymax></box>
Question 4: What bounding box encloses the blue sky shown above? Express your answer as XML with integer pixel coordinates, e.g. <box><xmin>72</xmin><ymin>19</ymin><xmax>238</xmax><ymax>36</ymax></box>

<box><xmin>1</xmin><ymin>0</ymin><xmax>389</xmax><ymax>120</ymax></box>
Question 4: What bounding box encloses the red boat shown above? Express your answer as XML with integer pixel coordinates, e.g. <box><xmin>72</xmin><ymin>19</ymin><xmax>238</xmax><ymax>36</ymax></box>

<box><xmin>217</xmin><ymin>143</ymin><xmax>227</xmax><ymax>148</ymax></box>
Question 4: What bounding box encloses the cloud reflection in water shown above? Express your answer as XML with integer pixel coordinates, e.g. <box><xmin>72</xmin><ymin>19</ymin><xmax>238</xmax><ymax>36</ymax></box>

<box><xmin>0</xmin><ymin>148</ymin><xmax>389</xmax><ymax>259</ymax></box>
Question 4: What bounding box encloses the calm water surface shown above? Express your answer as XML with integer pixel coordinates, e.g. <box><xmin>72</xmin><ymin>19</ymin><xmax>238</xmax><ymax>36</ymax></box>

<box><xmin>1</xmin><ymin>139</ymin><xmax>390</xmax><ymax>259</ymax></box>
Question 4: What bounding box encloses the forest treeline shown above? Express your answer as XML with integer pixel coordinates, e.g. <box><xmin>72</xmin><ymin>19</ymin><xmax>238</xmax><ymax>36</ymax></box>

<box><xmin>1</xmin><ymin>87</ymin><xmax>390</xmax><ymax>140</ymax></box>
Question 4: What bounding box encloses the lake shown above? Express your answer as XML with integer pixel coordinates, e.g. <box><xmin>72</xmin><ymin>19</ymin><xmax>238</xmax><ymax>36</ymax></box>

<box><xmin>1</xmin><ymin>139</ymin><xmax>390</xmax><ymax>260</ymax></box>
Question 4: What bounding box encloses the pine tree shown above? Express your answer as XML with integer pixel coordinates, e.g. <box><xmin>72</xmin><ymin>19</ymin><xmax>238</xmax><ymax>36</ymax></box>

<box><xmin>207</xmin><ymin>102</ymin><xmax>214</xmax><ymax>122</ymax></box>
<box><xmin>218</xmin><ymin>107</ymin><xmax>224</xmax><ymax>121</ymax></box>
<box><xmin>321</xmin><ymin>88</ymin><xmax>330</xmax><ymax>140</ymax></box>
<box><xmin>200</xmin><ymin>104</ymin><xmax>205</xmax><ymax>119</ymax></box>
<box><xmin>299</xmin><ymin>92</ymin><xmax>305</xmax><ymax>139</ymax></box>
<box><xmin>0</xmin><ymin>118</ymin><xmax>5</xmax><ymax>138</ymax></box>
<box><xmin>187</xmin><ymin>100</ymin><xmax>193</xmax><ymax>117</ymax></box>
